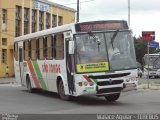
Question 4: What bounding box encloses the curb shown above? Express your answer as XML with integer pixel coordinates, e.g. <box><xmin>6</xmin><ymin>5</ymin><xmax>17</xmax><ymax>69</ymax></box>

<box><xmin>138</xmin><ymin>83</ymin><xmax>160</xmax><ymax>90</ymax></box>
<box><xmin>0</xmin><ymin>77</ymin><xmax>16</xmax><ymax>84</ymax></box>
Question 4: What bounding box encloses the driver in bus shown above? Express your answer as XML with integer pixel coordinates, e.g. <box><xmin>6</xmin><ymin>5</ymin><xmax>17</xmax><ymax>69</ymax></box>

<box><xmin>108</xmin><ymin>40</ymin><xmax>120</xmax><ymax>60</ymax></box>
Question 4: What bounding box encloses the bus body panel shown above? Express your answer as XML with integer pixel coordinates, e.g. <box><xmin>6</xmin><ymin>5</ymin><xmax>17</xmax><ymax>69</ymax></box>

<box><xmin>74</xmin><ymin>69</ymin><xmax>137</xmax><ymax>96</ymax></box>
<box><xmin>14</xmin><ymin>41</ymin><xmax>24</xmax><ymax>85</ymax></box>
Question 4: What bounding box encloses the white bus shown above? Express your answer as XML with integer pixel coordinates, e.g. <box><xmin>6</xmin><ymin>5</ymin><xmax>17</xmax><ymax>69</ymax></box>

<box><xmin>143</xmin><ymin>54</ymin><xmax>160</xmax><ymax>78</ymax></box>
<box><xmin>14</xmin><ymin>20</ymin><xmax>137</xmax><ymax>101</ymax></box>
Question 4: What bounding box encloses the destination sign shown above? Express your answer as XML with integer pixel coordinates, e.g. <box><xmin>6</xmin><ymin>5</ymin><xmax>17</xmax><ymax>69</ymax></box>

<box><xmin>75</xmin><ymin>21</ymin><xmax>129</xmax><ymax>32</ymax></box>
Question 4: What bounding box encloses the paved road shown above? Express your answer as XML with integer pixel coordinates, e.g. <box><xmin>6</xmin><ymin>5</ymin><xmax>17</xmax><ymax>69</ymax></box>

<box><xmin>0</xmin><ymin>85</ymin><xmax>160</xmax><ymax>114</ymax></box>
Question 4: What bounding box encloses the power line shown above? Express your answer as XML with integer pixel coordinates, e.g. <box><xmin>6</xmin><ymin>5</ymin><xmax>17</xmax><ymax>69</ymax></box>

<box><xmin>62</xmin><ymin>0</ymin><xmax>96</xmax><ymax>6</ymax></box>
<box><xmin>0</xmin><ymin>0</ymin><xmax>98</xmax><ymax>37</ymax></box>
<box><xmin>0</xmin><ymin>0</ymin><xmax>97</xmax><ymax>10</ymax></box>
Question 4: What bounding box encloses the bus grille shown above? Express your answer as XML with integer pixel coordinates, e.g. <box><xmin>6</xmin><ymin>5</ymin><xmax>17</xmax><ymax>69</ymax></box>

<box><xmin>97</xmin><ymin>80</ymin><xmax>123</xmax><ymax>86</ymax></box>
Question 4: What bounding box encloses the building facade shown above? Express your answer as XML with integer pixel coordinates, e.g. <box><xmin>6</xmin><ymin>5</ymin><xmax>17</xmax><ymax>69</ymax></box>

<box><xmin>0</xmin><ymin>0</ymin><xmax>76</xmax><ymax>77</ymax></box>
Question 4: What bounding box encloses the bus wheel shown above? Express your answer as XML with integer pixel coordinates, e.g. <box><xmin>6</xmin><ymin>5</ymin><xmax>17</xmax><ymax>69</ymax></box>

<box><xmin>58</xmin><ymin>80</ymin><xmax>71</xmax><ymax>101</ymax></box>
<box><xmin>104</xmin><ymin>93</ymin><xmax>120</xmax><ymax>102</ymax></box>
<box><xmin>26</xmin><ymin>76</ymin><xmax>34</xmax><ymax>93</ymax></box>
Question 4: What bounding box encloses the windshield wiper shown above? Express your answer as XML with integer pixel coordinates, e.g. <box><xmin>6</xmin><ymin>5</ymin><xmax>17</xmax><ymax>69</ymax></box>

<box><xmin>88</xmin><ymin>31</ymin><xmax>101</xmax><ymax>52</ymax></box>
<box><xmin>111</xmin><ymin>30</ymin><xmax>119</xmax><ymax>49</ymax></box>
<box><xmin>88</xmin><ymin>31</ymin><xmax>97</xmax><ymax>40</ymax></box>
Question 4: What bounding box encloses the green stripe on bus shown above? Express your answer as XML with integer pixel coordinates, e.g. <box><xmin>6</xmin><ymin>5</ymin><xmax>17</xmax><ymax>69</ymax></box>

<box><xmin>89</xmin><ymin>74</ymin><xmax>98</xmax><ymax>84</ymax></box>
<box><xmin>32</xmin><ymin>61</ymin><xmax>47</xmax><ymax>90</ymax></box>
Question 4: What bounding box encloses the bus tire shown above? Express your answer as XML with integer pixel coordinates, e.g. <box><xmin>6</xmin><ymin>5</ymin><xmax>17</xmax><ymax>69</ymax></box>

<box><xmin>58</xmin><ymin>80</ymin><xmax>71</xmax><ymax>101</ymax></box>
<box><xmin>105</xmin><ymin>93</ymin><xmax>120</xmax><ymax>102</ymax></box>
<box><xmin>26</xmin><ymin>76</ymin><xmax>34</xmax><ymax>93</ymax></box>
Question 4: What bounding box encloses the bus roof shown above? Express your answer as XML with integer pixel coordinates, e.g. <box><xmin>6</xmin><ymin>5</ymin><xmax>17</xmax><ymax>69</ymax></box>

<box><xmin>14</xmin><ymin>20</ymin><xmax>129</xmax><ymax>42</ymax></box>
<box><xmin>14</xmin><ymin>22</ymin><xmax>75</xmax><ymax>42</ymax></box>
<box><xmin>144</xmin><ymin>54</ymin><xmax>160</xmax><ymax>56</ymax></box>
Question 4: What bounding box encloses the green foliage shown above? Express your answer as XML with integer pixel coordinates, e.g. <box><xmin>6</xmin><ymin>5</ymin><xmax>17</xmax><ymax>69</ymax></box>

<box><xmin>134</xmin><ymin>36</ymin><xmax>157</xmax><ymax>65</ymax></box>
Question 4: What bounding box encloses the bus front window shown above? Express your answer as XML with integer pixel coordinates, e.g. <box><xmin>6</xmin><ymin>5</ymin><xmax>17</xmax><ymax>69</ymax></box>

<box><xmin>105</xmin><ymin>31</ymin><xmax>137</xmax><ymax>70</ymax></box>
<box><xmin>75</xmin><ymin>33</ymin><xmax>109</xmax><ymax>73</ymax></box>
<box><xmin>74</xmin><ymin>31</ymin><xmax>137</xmax><ymax>73</ymax></box>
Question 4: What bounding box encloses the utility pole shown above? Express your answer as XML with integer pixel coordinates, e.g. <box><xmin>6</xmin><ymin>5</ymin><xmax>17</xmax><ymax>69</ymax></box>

<box><xmin>77</xmin><ymin>0</ymin><xmax>79</xmax><ymax>23</ymax></box>
<box><xmin>128</xmin><ymin>0</ymin><xmax>130</xmax><ymax>27</ymax></box>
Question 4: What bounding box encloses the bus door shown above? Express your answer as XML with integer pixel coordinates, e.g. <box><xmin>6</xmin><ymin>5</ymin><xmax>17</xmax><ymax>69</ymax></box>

<box><xmin>18</xmin><ymin>46</ymin><xmax>24</xmax><ymax>84</ymax></box>
<box><xmin>64</xmin><ymin>31</ymin><xmax>75</xmax><ymax>94</ymax></box>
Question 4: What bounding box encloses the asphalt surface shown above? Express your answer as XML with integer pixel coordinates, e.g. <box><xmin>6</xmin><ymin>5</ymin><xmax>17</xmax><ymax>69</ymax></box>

<box><xmin>0</xmin><ymin>84</ymin><xmax>160</xmax><ymax>114</ymax></box>
<box><xmin>0</xmin><ymin>78</ymin><xmax>160</xmax><ymax>120</ymax></box>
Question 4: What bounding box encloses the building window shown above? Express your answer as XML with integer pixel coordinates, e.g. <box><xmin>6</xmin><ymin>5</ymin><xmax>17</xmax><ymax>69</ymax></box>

<box><xmin>2</xmin><ymin>9</ymin><xmax>7</xmax><ymax>32</ymax></box>
<box><xmin>39</xmin><ymin>11</ymin><xmax>43</xmax><ymax>31</ymax></box>
<box><xmin>2</xmin><ymin>9</ymin><xmax>7</xmax><ymax>24</ymax></box>
<box><xmin>52</xmin><ymin>15</ymin><xmax>56</xmax><ymax>28</ymax></box>
<box><xmin>32</xmin><ymin>10</ymin><xmax>36</xmax><ymax>33</ymax></box>
<box><xmin>15</xmin><ymin>6</ymin><xmax>21</xmax><ymax>37</ymax></box>
<box><xmin>58</xmin><ymin>16</ymin><xmax>63</xmax><ymax>26</ymax></box>
<box><xmin>2</xmin><ymin>49</ymin><xmax>7</xmax><ymax>64</ymax></box>
<box><xmin>24</xmin><ymin>8</ymin><xmax>29</xmax><ymax>35</ymax></box>
<box><xmin>2</xmin><ymin>38</ymin><xmax>7</xmax><ymax>46</ymax></box>
<box><xmin>46</xmin><ymin>13</ymin><xmax>50</xmax><ymax>29</ymax></box>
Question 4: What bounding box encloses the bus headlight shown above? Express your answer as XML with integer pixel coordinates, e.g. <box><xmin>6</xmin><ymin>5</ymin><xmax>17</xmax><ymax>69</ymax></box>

<box><xmin>84</xmin><ymin>82</ymin><xmax>88</xmax><ymax>86</ymax></box>
<box><xmin>126</xmin><ymin>79</ymin><xmax>130</xmax><ymax>82</ymax></box>
<box><xmin>125</xmin><ymin>76</ymin><xmax>136</xmax><ymax>82</ymax></box>
<box><xmin>89</xmin><ymin>82</ymin><xmax>94</xmax><ymax>86</ymax></box>
<box><xmin>130</xmin><ymin>77</ymin><xmax>136</xmax><ymax>81</ymax></box>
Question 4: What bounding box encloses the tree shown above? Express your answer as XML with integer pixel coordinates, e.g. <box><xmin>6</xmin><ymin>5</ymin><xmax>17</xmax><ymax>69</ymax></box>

<box><xmin>134</xmin><ymin>36</ymin><xmax>156</xmax><ymax>65</ymax></box>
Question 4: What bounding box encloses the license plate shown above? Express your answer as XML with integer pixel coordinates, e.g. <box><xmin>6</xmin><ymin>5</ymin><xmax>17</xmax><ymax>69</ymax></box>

<box><xmin>150</xmin><ymin>72</ymin><xmax>156</xmax><ymax>75</ymax></box>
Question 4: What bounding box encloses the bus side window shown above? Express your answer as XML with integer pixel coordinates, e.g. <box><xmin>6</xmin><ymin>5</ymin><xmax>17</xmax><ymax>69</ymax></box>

<box><xmin>46</xmin><ymin>36</ymin><xmax>53</xmax><ymax>59</ymax></box>
<box><xmin>38</xmin><ymin>37</ymin><xmax>44</xmax><ymax>60</ymax></box>
<box><xmin>53</xmin><ymin>35</ymin><xmax>56</xmax><ymax>58</ymax></box>
<box><xmin>36</xmin><ymin>39</ymin><xmax>39</xmax><ymax>59</ymax></box>
<box><xmin>14</xmin><ymin>43</ymin><xmax>18</xmax><ymax>61</ymax></box>
<box><xmin>23</xmin><ymin>40</ymin><xmax>30</xmax><ymax>61</ymax></box>
<box><xmin>31</xmin><ymin>39</ymin><xmax>37</xmax><ymax>60</ymax></box>
<box><xmin>55</xmin><ymin>33</ymin><xmax>64</xmax><ymax>60</ymax></box>
<box><xmin>43</xmin><ymin>37</ymin><xmax>47</xmax><ymax>58</ymax></box>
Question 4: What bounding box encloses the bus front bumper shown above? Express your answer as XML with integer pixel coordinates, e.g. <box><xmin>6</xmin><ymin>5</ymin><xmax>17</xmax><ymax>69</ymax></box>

<box><xmin>96</xmin><ymin>83</ymin><xmax>123</xmax><ymax>96</ymax></box>
<box><xmin>122</xmin><ymin>83</ymin><xmax>137</xmax><ymax>92</ymax></box>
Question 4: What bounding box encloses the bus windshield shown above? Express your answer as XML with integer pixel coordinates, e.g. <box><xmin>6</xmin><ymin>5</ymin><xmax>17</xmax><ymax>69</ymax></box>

<box><xmin>143</xmin><ymin>55</ymin><xmax>160</xmax><ymax>69</ymax></box>
<box><xmin>74</xmin><ymin>31</ymin><xmax>137</xmax><ymax>73</ymax></box>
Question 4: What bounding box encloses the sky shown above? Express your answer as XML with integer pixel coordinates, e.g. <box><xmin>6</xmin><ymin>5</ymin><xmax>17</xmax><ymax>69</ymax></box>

<box><xmin>49</xmin><ymin>0</ymin><xmax>160</xmax><ymax>42</ymax></box>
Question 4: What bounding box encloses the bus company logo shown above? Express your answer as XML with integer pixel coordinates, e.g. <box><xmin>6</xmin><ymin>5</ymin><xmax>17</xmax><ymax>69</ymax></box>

<box><xmin>109</xmin><ymin>78</ymin><xmax>113</xmax><ymax>84</ymax></box>
<box><xmin>42</xmin><ymin>63</ymin><xmax>61</xmax><ymax>73</ymax></box>
<box><xmin>80</xmin><ymin>65</ymin><xmax>85</xmax><ymax>70</ymax></box>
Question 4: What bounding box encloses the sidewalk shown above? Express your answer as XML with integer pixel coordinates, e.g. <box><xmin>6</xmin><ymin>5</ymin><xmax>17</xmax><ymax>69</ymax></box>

<box><xmin>0</xmin><ymin>77</ymin><xmax>16</xmax><ymax>84</ymax></box>
<box><xmin>138</xmin><ymin>83</ymin><xmax>160</xmax><ymax>90</ymax></box>
<box><xmin>138</xmin><ymin>77</ymin><xmax>160</xmax><ymax>90</ymax></box>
